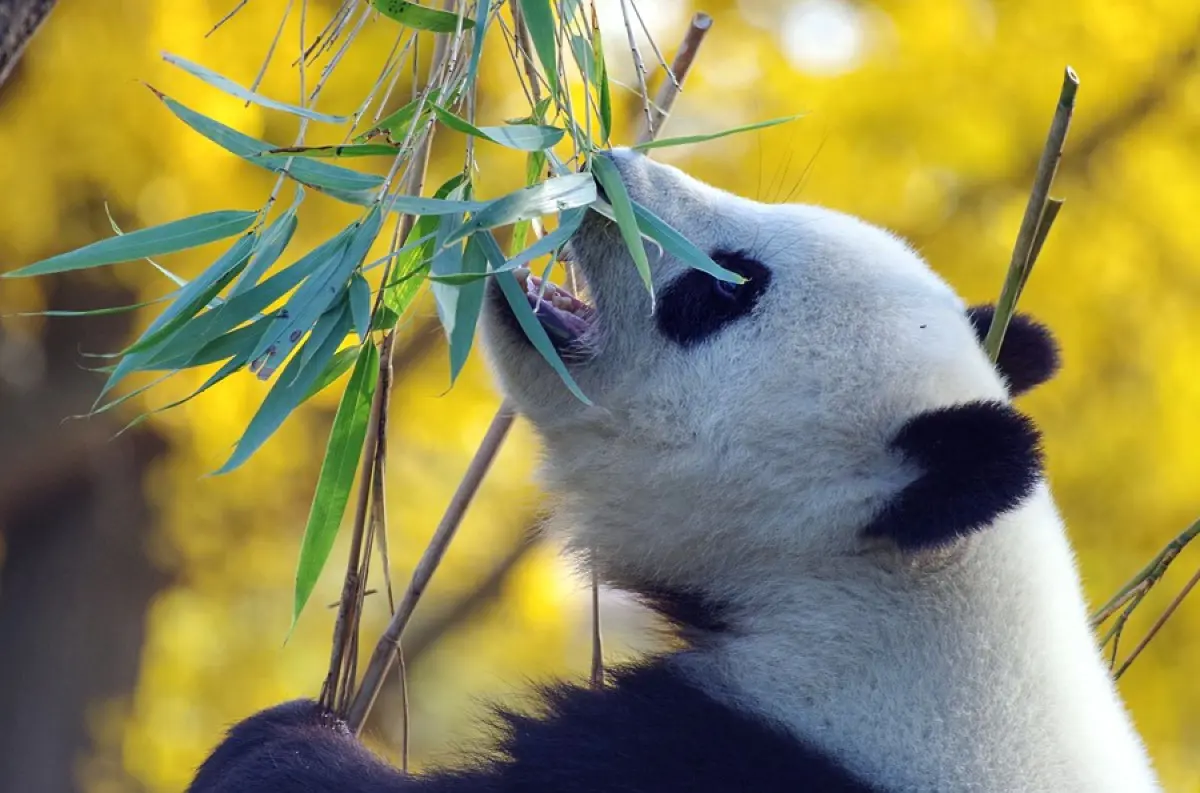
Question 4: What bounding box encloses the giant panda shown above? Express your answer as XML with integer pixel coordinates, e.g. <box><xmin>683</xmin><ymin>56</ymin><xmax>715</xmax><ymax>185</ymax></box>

<box><xmin>186</xmin><ymin>148</ymin><xmax>1163</xmax><ymax>793</ymax></box>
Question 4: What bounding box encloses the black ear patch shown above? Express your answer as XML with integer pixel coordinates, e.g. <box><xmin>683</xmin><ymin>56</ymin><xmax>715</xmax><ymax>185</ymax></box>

<box><xmin>863</xmin><ymin>400</ymin><xmax>1043</xmax><ymax>552</ymax></box>
<box><xmin>966</xmin><ymin>305</ymin><xmax>1060</xmax><ymax>395</ymax></box>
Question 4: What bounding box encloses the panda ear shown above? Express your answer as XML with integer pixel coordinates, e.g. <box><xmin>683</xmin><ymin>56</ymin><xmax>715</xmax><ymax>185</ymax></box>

<box><xmin>966</xmin><ymin>305</ymin><xmax>1061</xmax><ymax>396</ymax></box>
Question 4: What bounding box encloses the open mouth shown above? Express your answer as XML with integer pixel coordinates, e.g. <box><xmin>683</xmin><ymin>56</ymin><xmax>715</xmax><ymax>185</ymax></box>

<box><xmin>514</xmin><ymin>263</ymin><xmax>596</xmax><ymax>352</ymax></box>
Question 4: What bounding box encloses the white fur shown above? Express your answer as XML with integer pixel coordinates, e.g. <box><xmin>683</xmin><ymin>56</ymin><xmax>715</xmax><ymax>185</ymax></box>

<box><xmin>479</xmin><ymin>149</ymin><xmax>1162</xmax><ymax>792</ymax></box>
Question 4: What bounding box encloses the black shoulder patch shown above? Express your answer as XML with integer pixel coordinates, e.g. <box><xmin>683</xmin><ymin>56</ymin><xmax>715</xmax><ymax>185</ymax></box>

<box><xmin>656</xmin><ymin>250</ymin><xmax>772</xmax><ymax>348</ymax></box>
<box><xmin>966</xmin><ymin>305</ymin><xmax>1060</xmax><ymax>396</ymax></box>
<box><xmin>631</xmin><ymin>581</ymin><xmax>733</xmax><ymax>638</ymax></box>
<box><xmin>863</xmin><ymin>400</ymin><xmax>1043</xmax><ymax>552</ymax></box>
<box><xmin>186</xmin><ymin>663</ymin><xmax>884</xmax><ymax>793</ymax></box>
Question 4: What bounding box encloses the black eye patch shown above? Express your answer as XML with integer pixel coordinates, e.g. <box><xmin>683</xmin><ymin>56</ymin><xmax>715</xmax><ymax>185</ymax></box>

<box><xmin>655</xmin><ymin>251</ymin><xmax>772</xmax><ymax>348</ymax></box>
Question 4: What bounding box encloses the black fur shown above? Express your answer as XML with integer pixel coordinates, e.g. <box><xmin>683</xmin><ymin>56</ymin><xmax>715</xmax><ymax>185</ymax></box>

<box><xmin>966</xmin><ymin>305</ymin><xmax>1060</xmax><ymax>395</ymax></box>
<box><xmin>864</xmin><ymin>400</ymin><xmax>1043</xmax><ymax>552</ymax></box>
<box><xmin>186</xmin><ymin>661</ymin><xmax>883</xmax><ymax>793</ymax></box>
<box><xmin>629</xmin><ymin>581</ymin><xmax>733</xmax><ymax>637</ymax></box>
<box><xmin>655</xmin><ymin>251</ymin><xmax>772</xmax><ymax>348</ymax></box>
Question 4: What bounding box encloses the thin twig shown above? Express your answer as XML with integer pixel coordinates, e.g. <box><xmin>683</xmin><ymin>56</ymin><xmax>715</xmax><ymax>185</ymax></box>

<box><xmin>982</xmin><ymin>67</ymin><xmax>1078</xmax><ymax>360</ymax></box>
<box><xmin>206</xmin><ymin>0</ymin><xmax>252</xmax><ymax>38</ymax></box>
<box><xmin>635</xmin><ymin>12</ymin><xmax>711</xmax><ymax>143</ymax></box>
<box><xmin>618</xmin><ymin>0</ymin><xmax>655</xmax><ymax>135</ymax></box>
<box><xmin>247</xmin><ymin>0</ymin><xmax>293</xmax><ymax>101</ymax></box>
<box><xmin>1091</xmin><ymin>515</ymin><xmax>1200</xmax><ymax>626</ymax></box>
<box><xmin>1113</xmin><ymin>566</ymin><xmax>1200</xmax><ymax>679</ymax></box>
<box><xmin>346</xmin><ymin>406</ymin><xmax>517</xmax><ymax>733</ymax></box>
<box><xmin>589</xmin><ymin>565</ymin><xmax>604</xmax><ymax>689</ymax></box>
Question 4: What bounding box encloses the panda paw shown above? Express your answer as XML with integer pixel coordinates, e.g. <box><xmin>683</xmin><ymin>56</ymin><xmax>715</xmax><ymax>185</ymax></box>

<box><xmin>866</xmin><ymin>400</ymin><xmax>1044</xmax><ymax>552</ymax></box>
<box><xmin>186</xmin><ymin>699</ymin><xmax>407</xmax><ymax>793</ymax></box>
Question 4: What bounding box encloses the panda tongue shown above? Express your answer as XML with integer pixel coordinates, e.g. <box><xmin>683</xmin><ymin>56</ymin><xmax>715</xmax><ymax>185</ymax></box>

<box><xmin>519</xmin><ymin>270</ymin><xmax>592</xmax><ymax>344</ymax></box>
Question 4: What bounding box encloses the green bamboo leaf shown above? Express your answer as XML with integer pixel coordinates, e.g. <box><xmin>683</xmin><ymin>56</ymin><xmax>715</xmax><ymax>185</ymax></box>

<box><xmin>251</xmin><ymin>208</ymin><xmax>382</xmax><ymax>379</ymax></box>
<box><xmin>630</xmin><ymin>115</ymin><xmax>806</xmax><ymax>152</ymax></box>
<box><xmin>4</xmin><ymin>292</ymin><xmax>176</xmax><ymax>318</ymax></box>
<box><xmin>382</xmin><ymin>173</ymin><xmax>469</xmax><ymax>319</ymax></box>
<box><xmin>4</xmin><ymin>210</ymin><xmax>257</xmax><ymax>278</ymax></box>
<box><xmin>444</xmin><ymin>174</ymin><xmax>596</xmax><ymax>245</ymax></box>
<box><xmin>371</xmin><ymin>0</ymin><xmax>475</xmax><ymax>32</ymax></box>
<box><xmin>446</xmin><ymin>235</ymin><xmax>487</xmax><ymax>384</ymax></box>
<box><xmin>123</xmin><ymin>232</ymin><xmax>259</xmax><ymax>356</ymax></box>
<box><xmin>298</xmin><ymin>300</ymin><xmax>351</xmax><ymax>374</ymax></box>
<box><xmin>384</xmin><ymin>194</ymin><xmax>486</xmax><ymax>215</ymax></box>
<box><xmin>145</xmin><ymin>316</ymin><xmax>271</xmax><ymax>371</ymax></box>
<box><xmin>465</xmin><ymin>0</ymin><xmax>491</xmax><ymax>88</ymax></box>
<box><xmin>591</xmin><ymin>15</ymin><xmax>612</xmax><ymax>143</ymax></box>
<box><xmin>591</xmin><ymin>154</ymin><xmax>653</xmax><ymax>298</ymax></box>
<box><xmin>215</xmin><ymin>309</ymin><xmax>352</xmax><ymax>475</ymax></box>
<box><xmin>349</xmin><ymin>273</ymin><xmax>372</xmax><ymax>342</ymax></box>
<box><xmin>357</xmin><ymin>97</ymin><xmax>426</xmax><ymax>143</ymax></box>
<box><xmin>629</xmin><ymin>200</ymin><xmax>745</xmax><ymax>284</ymax></box>
<box><xmin>152</xmin><ymin>88</ymin><xmax>384</xmax><ymax>199</ymax></box>
<box><xmin>231</xmin><ymin>190</ymin><xmax>303</xmax><ymax>297</ymax></box>
<box><xmin>303</xmin><ymin>346</ymin><xmax>360</xmax><ymax>402</ymax></box>
<box><xmin>292</xmin><ymin>339</ymin><xmax>379</xmax><ymax>625</ymax></box>
<box><xmin>429</xmin><ymin>208</ymin><xmax>585</xmax><ymax>284</ymax></box>
<box><xmin>477</xmin><ymin>234</ymin><xmax>589</xmax><ymax>404</ymax></box>
<box><xmin>105</xmin><ymin>205</ymin><xmax>189</xmax><ymax>287</ymax></box>
<box><xmin>258</xmin><ymin>143</ymin><xmax>401</xmax><ymax>159</ymax></box>
<box><xmin>431</xmin><ymin>104</ymin><xmax>565</xmax><ymax>151</ymax></box>
<box><xmin>516</xmin><ymin>0</ymin><xmax>559</xmax><ymax>97</ymax></box>
<box><xmin>162</xmin><ymin>52</ymin><xmax>351</xmax><ymax>124</ymax></box>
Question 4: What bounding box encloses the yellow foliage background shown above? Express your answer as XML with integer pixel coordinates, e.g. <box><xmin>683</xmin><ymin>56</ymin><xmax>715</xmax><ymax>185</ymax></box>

<box><xmin>1</xmin><ymin>0</ymin><xmax>1199</xmax><ymax>790</ymax></box>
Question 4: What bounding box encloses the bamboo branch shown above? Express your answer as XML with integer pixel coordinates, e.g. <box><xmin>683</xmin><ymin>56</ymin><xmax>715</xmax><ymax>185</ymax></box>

<box><xmin>983</xmin><ymin>67</ymin><xmax>1078</xmax><ymax>360</ymax></box>
<box><xmin>344</xmin><ymin>10</ymin><xmax>715</xmax><ymax>734</ymax></box>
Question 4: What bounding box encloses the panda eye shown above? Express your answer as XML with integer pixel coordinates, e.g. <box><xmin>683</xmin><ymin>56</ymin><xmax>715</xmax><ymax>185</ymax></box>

<box><xmin>655</xmin><ymin>251</ymin><xmax>772</xmax><ymax>348</ymax></box>
<box><xmin>712</xmin><ymin>277</ymin><xmax>740</xmax><ymax>300</ymax></box>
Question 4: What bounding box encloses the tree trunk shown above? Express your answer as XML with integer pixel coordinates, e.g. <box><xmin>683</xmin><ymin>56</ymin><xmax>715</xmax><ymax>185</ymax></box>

<box><xmin>0</xmin><ymin>0</ymin><xmax>56</xmax><ymax>88</ymax></box>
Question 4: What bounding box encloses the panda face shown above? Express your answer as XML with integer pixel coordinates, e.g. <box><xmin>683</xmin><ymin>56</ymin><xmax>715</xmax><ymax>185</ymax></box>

<box><xmin>480</xmin><ymin>148</ymin><xmax>1013</xmax><ymax>586</ymax></box>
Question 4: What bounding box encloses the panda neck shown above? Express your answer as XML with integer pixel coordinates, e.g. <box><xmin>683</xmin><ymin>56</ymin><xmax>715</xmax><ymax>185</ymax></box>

<box><xmin>666</xmin><ymin>491</ymin><xmax>1162</xmax><ymax>793</ymax></box>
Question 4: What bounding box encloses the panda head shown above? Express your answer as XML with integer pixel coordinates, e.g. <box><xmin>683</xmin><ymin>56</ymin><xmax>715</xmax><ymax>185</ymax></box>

<box><xmin>480</xmin><ymin>148</ymin><xmax>1059</xmax><ymax>602</ymax></box>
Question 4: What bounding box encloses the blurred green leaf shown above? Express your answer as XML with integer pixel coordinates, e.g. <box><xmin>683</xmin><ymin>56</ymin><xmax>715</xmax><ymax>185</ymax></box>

<box><xmin>293</xmin><ymin>338</ymin><xmax>380</xmax><ymax>626</ymax></box>
<box><xmin>516</xmin><ymin>0</ymin><xmax>559</xmax><ymax>97</ymax></box>
<box><xmin>630</xmin><ymin>115</ymin><xmax>806</xmax><ymax>152</ymax></box>
<box><xmin>4</xmin><ymin>210</ymin><xmax>257</xmax><ymax>278</ymax></box>
<box><xmin>152</xmin><ymin>88</ymin><xmax>383</xmax><ymax>200</ymax></box>
<box><xmin>371</xmin><ymin>0</ymin><xmax>475</xmax><ymax>32</ymax></box>
<box><xmin>162</xmin><ymin>52</ymin><xmax>351</xmax><ymax>124</ymax></box>
<box><xmin>349</xmin><ymin>272</ymin><xmax>373</xmax><ymax>342</ymax></box>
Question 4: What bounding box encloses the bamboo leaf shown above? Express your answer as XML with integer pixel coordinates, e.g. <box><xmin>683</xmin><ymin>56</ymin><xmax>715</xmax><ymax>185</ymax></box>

<box><xmin>431</xmin><ymin>104</ymin><xmax>564</xmax><ymax>151</ymax></box>
<box><xmin>162</xmin><ymin>52</ymin><xmax>351</xmax><ymax>124</ymax></box>
<box><xmin>123</xmin><ymin>231</ymin><xmax>259</xmax><ymax>356</ymax></box>
<box><xmin>293</xmin><ymin>340</ymin><xmax>379</xmax><ymax>625</ymax></box>
<box><xmin>630</xmin><ymin>115</ymin><xmax>806</xmax><ymax>152</ymax></box>
<box><xmin>478</xmin><ymin>234</ymin><xmax>589</xmax><ymax>403</ymax></box>
<box><xmin>215</xmin><ymin>309</ymin><xmax>352</xmax><ymax>475</ymax></box>
<box><xmin>371</xmin><ymin>0</ymin><xmax>475</xmax><ymax>32</ymax></box>
<box><xmin>349</xmin><ymin>273</ymin><xmax>372</xmax><ymax>342</ymax></box>
<box><xmin>591</xmin><ymin>154</ymin><xmax>653</xmax><ymax>298</ymax></box>
<box><xmin>232</xmin><ymin>191</ymin><xmax>303</xmax><ymax>296</ymax></box>
<box><xmin>303</xmin><ymin>346</ymin><xmax>360</xmax><ymax>402</ymax></box>
<box><xmin>516</xmin><ymin>0</ymin><xmax>559</xmax><ymax>97</ymax></box>
<box><xmin>631</xmin><ymin>200</ymin><xmax>745</xmax><ymax>283</ymax></box>
<box><xmin>446</xmin><ymin>235</ymin><xmax>488</xmax><ymax>383</ymax></box>
<box><xmin>444</xmin><ymin>174</ymin><xmax>595</xmax><ymax>245</ymax></box>
<box><xmin>258</xmin><ymin>143</ymin><xmax>401</xmax><ymax>159</ymax></box>
<box><xmin>465</xmin><ymin>0</ymin><xmax>491</xmax><ymax>88</ymax></box>
<box><xmin>428</xmin><ymin>208</ymin><xmax>585</xmax><ymax>284</ymax></box>
<box><xmin>152</xmin><ymin>88</ymin><xmax>384</xmax><ymax>199</ymax></box>
<box><xmin>4</xmin><ymin>210</ymin><xmax>257</xmax><ymax>278</ymax></box>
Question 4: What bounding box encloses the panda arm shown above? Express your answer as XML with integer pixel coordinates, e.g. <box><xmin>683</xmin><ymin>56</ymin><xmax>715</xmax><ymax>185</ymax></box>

<box><xmin>185</xmin><ymin>700</ymin><xmax>487</xmax><ymax>793</ymax></box>
<box><xmin>864</xmin><ymin>400</ymin><xmax>1043</xmax><ymax>552</ymax></box>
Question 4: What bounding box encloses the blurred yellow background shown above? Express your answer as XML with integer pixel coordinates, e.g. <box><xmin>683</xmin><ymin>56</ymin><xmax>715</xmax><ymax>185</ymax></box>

<box><xmin>1</xmin><ymin>0</ymin><xmax>1199</xmax><ymax>790</ymax></box>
